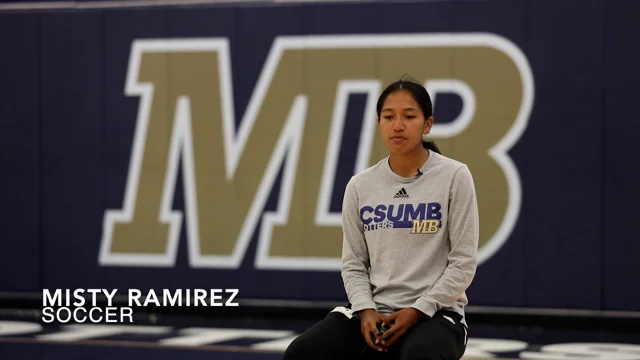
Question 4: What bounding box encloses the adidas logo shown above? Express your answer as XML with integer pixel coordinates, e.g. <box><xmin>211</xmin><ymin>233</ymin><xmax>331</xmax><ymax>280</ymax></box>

<box><xmin>393</xmin><ymin>188</ymin><xmax>409</xmax><ymax>198</ymax></box>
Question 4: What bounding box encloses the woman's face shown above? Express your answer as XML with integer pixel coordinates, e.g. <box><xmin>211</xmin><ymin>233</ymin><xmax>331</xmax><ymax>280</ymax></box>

<box><xmin>378</xmin><ymin>90</ymin><xmax>433</xmax><ymax>155</ymax></box>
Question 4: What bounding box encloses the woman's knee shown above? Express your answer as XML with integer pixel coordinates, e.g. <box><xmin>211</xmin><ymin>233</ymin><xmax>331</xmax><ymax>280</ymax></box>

<box><xmin>282</xmin><ymin>331</ymin><xmax>354</xmax><ymax>360</ymax></box>
<box><xmin>282</xmin><ymin>334</ymin><xmax>312</xmax><ymax>360</ymax></box>
<box><xmin>398</xmin><ymin>335</ymin><xmax>465</xmax><ymax>360</ymax></box>
<box><xmin>282</xmin><ymin>312</ymin><xmax>365</xmax><ymax>359</ymax></box>
<box><xmin>397</xmin><ymin>313</ymin><xmax>466</xmax><ymax>360</ymax></box>
<box><xmin>400</xmin><ymin>346</ymin><xmax>453</xmax><ymax>360</ymax></box>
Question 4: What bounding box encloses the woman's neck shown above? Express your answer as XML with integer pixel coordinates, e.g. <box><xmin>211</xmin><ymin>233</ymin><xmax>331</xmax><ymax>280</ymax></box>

<box><xmin>389</xmin><ymin>148</ymin><xmax>429</xmax><ymax>178</ymax></box>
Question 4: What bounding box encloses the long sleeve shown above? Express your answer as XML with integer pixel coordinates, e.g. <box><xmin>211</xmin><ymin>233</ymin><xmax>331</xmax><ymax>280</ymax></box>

<box><xmin>411</xmin><ymin>165</ymin><xmax>479</xmax><ymax>317</ymax></box>
<box><xmin>340</xmin><ymin>178</ymin><xmax>377</xmax><ymax>313</ymax></box>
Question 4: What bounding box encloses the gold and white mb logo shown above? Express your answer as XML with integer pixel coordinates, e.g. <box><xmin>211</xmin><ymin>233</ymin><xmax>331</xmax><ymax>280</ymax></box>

<box><xmin>98</xmin><ymin>33</ymin><xmax>534</xmax><ymax>271</ymax></box>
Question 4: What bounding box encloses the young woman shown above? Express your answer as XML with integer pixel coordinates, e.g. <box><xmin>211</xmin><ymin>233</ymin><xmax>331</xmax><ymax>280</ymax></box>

<box><xmin>283</xmin><ymin>77</ymin><xmax>479</xmax><ymax>360</ymax></box>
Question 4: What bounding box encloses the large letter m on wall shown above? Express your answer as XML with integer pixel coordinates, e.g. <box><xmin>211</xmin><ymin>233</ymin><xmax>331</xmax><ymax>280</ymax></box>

<box><xmin>98</xmin><ymin>33</ymin><xmax>534</xmax><ymax>271</ymax></box>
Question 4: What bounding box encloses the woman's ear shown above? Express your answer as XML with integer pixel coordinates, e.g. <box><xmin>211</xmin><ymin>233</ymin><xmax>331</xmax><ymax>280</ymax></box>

<box><xmin>424</xmin><ymin>116</ymin><xmax>435</xmax><ymax>134</ymax></box>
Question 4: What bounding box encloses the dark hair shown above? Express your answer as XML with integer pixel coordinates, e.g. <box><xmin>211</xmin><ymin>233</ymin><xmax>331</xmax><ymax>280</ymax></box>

<box><xmin>376</xmin><ymin>75</ymin><xmax>441</xmax><ymax>154</ymax></box>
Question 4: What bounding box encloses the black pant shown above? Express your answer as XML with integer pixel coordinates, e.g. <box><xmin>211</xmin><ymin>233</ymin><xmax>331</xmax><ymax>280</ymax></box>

<box><xmin>283</xmin><ymin>309</ymin><xmax>468</xmax><ymax>360</ymax></box>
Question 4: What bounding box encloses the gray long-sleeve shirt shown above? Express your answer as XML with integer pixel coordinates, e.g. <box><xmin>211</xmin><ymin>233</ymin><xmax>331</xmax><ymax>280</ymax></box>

<box><xmin>341</xmin><ymin>150</ymin><xmax>479</xmax><ymax>324</ymax></box>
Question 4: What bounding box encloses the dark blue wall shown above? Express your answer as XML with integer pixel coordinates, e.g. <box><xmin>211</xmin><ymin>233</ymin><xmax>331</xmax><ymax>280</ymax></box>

<box><xmin>1</xmin><ymin>0</ymin><xmax>639</xmax><ymax>313</ymax></box>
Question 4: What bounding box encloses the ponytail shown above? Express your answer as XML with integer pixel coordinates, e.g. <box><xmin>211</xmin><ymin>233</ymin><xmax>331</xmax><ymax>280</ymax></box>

<box><xmin>422</xmin><ymin>140</ymin><xmax>441</xmax><ymax>154</ymax></box>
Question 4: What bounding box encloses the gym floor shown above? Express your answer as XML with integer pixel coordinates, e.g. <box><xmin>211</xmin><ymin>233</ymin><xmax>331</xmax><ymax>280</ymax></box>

<box><xmin>1</xmin><ymin>307</ymin><xmax>640</xmax><ymax>360</ymax></box>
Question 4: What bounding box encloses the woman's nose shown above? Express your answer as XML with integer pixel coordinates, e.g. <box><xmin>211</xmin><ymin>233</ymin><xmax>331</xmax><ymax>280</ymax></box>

<box><xmin>392</xmin><ymin>120</ymin><xmax>405</xmax><ymax>131</ymax></box>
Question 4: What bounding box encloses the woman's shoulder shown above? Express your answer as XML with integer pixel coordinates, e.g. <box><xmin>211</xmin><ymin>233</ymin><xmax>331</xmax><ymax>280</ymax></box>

<box><xmin>346</xmin><ymin>157</ymin><xmax>388</xmax><ymax>187</ymax></box>
<box><xmin>429</xmin><ymin>151</ymin><xmax>470</xmax><ymax>174</ymax></box>
<box><xmin>428</xmin><ymin>152</ymin><xmax>476</xmax><ymax>192</ymax></box>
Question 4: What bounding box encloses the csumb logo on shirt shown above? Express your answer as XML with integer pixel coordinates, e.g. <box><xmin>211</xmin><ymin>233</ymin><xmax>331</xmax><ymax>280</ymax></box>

<box><xmin>359</xmin><ymin>202</ymin><xmax>442</xmax><ymax>234</ymax></box>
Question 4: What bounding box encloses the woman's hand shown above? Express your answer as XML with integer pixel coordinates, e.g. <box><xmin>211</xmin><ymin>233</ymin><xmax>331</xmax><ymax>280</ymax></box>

<box><xmin>376</xmin><ymin>308</ymin><xmax>425</xmax><ymax>348</ymax></box>
<box><xmin>358</xmin><ymin>309</ymin><xmax>387</xmax><ymax>352</ymax></box>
